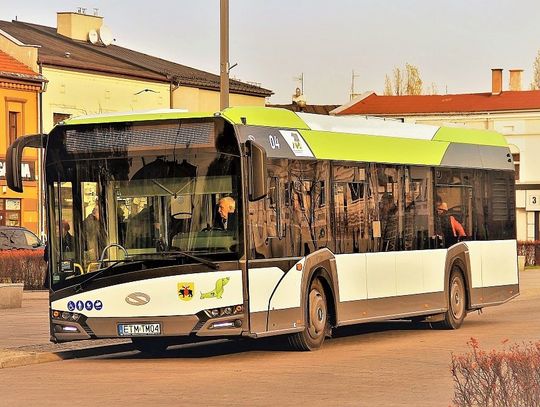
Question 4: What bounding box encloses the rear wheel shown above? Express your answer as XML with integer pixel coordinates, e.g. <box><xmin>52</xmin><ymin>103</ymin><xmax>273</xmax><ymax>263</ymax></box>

<box><xmin>439</xmin><ymin>268</ymin><xmax>467</xmax><ymax>329</ymax></box>
<box><xmin>289</xmin><ymin>278</ymin><xmax>329</xmax><ymax>351</ymax></box>
<box><xmin>131</xmin><ymin>337</ymin><xmax>169</xmax><ymax>355</ymax></box>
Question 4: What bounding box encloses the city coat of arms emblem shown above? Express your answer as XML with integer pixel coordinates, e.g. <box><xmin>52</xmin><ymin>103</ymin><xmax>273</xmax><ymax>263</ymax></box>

<box><xmin>178</xmin><ymin>282</ymin><xmax>194</xmax><ymax>301</ymax></box>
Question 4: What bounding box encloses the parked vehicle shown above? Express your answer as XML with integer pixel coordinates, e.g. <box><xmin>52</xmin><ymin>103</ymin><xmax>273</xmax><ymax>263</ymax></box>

<box><xmin>0</xmin><ymin>226</ymin><xmax>44</xmax><ymax>251</ymax></box>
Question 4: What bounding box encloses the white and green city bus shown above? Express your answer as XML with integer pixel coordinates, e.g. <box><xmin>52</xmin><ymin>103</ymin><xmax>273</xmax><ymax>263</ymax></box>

<box><xmin>7</xmin><ymin>107</ymin><xmax>518</xmax><ymax>352</ymax></box>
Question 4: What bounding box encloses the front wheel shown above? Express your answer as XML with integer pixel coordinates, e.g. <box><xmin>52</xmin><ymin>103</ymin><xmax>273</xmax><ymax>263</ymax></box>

<box><xmin>289</xmin><ymin>278</ymin><xmax>329</xmax><ymax>351</ymax></box>
<box><xmin>438</xmin><ymin>268</ymin><xmax>467</xmax><ymax>329</ymax></box>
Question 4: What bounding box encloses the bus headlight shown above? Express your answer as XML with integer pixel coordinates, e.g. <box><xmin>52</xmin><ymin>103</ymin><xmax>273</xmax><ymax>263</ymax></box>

<box><xmin>209</xmin><ymin>319</ymin><xmax>243</xmax><ymax>330</ymax></box>
<box><xmin>204</xmin><ymin>304</ymin><xmax>243</xmax><ymax>319</ymax></box>
<box><xmin>52</xmin><ymin>309</ymin><xmax>82</xmax><ymax>321</ymax></box>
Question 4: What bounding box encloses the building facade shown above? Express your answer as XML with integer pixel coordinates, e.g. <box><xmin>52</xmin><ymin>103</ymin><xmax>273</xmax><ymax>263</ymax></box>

<box><xmin>0</xmin><ymin>11</ymin><xmax>272</xmax><ymax>132</ymax></box>
<box><xmin>0</xmin><ymin>10</ymin><xmax>272</xmax><ymax>236</ymax></box>
<box><xmin>333</xmin><ymin>69</ymin><xmax>540</xmax><ymax>241</ymax></box>
<box><xmin>0</xmin><ymin>50</ymin><xmax>45</xmax><ymax>233</ymax></box>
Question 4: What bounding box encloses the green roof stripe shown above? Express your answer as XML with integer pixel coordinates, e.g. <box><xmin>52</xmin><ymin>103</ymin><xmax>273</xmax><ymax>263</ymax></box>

<box><xmin>301</xmin><ymin>130</ymin><xmax>449</xmax><ymax>165</ymax></box>
<box><xmin>221</xmin><ymin>106</ymin><xmax>308</xmax><ymax>129</ymax></box>
<box><xmin>433</xmin><ymin>127</ymin><xmax>507</xmax><ymax>147</ymax></box>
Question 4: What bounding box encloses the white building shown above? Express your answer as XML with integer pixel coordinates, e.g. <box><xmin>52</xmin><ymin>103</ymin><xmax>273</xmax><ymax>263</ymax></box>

<box><xmin>333</xmin><ymin>69</ymin><xmax>540</xmax><ymax>241</ymax></box>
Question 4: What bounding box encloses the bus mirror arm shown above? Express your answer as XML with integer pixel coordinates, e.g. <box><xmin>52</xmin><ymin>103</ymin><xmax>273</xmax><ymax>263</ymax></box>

<box><xmin>246</xmin><ymin>140</ymin><xmax>268</xmax><ymax>201</ymax></box>
<box><xmin>6</xmin><ymin>134</ymin><xmax>47</xmax><ymax>193</ymax></box>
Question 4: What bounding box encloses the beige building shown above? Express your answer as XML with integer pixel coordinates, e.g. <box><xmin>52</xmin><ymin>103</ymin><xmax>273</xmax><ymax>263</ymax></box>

<box><xmin>0</xmin><ymin>11</ymin><xmax>272</xmax><ymax>132</ymax></box>
<box><xmin>0</xmin><ymin>10</ymin><xmax>272</xmax><ymax>235</ymax></box>
<box><xmin>333</xmin><ymin>69</ymin><xmax>540</xmax><ymax>241</ymax></box>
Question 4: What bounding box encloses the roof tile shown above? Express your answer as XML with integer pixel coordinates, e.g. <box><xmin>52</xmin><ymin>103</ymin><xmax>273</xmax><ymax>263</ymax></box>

<box><xmin>338</xmin><ymin>91</ymin><xmax>540</xmax><ymax>115</ymax></box>
<box><xmin>0</xmin><ymin>50</ymin><xmax>38</xmax><ymax>76</ymax></box>
<box><xmin>0</xmin><ymin>19</ymin><xmax>272</xmax><ymax>97</ymax></box>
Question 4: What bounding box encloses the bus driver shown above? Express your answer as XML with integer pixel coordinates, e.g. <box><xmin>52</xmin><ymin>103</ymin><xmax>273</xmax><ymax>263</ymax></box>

<box><xmin>215</xmin><ymin>196</ymin><xmax>237</xmax><ymax>231</ymax></box>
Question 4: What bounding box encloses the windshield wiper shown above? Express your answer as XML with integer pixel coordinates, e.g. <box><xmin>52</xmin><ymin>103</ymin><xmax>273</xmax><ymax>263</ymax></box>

<box><xmin>75</xmin><ymin>259</ymin><xmax>139</xmax><ymax>292</ymax></box>
<box><xmin>134</xmin><ymin>250</ymin><xmax>220</xmax><ymax>270</ymax></box>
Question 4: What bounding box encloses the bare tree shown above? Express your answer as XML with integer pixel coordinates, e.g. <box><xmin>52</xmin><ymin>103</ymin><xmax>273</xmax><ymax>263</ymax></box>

<box><xmin>427</xmin><ymin>82</ymin><xmax>439</xmax><ymax>95</ymax></box>
<box><xmin>393</xmin><ymin>67</ymin><xmax>405</xmax><ymax>95</ymax></box>
<box><xmin>383</xmin><ymin>74</ymin><xmax>393</xmax><ymax>96</ymax></box>
<box><xmin>405</xmin><ymin>63</ymin><xmax>423</xmax><ymax>95</ymax></box>
<box><xmin>383</xmin><ymin>63</ymin><xmax>423</xmax><ymax>95</ymax></box>
<box><xmin>531</xmin><ymin>49</ymin><xmax>540</xmax><ymax>90</ymax></box>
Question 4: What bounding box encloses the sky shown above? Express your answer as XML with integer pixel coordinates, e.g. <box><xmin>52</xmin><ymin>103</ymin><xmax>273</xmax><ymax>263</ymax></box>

<box><xmin>1</xmin><ymin>0</ymin><xmax>540</xmax><ymax>105</ymax></box>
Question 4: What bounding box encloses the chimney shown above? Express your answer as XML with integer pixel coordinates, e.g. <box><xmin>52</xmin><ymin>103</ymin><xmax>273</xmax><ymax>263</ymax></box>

<box><xmin>509</xmin><ymin>69</ymin><xmax>523</xmax><ymax>91</ymax></box>
<box><xmin>491</xmin><ymin>68</ymin><xmax>503</xmax><ymax>95</ymax></box>
<box><xmin>57</xmin><ymin>11</ymin><xmax>103</xmax><ymax>41</ymax></box>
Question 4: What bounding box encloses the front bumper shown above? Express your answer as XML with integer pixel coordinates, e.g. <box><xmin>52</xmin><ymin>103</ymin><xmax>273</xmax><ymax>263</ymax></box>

<box><xmin>51</xmin><ymin>312</ymin><xmax>245</xmax><ymax>343</ymax></box>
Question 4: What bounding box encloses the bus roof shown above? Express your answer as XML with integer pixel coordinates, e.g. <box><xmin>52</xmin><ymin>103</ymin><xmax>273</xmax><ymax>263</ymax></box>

<box><xmin>60</xmin><ymin>106</ymin><xmax>512</xmax><ymax>170</ymax></box>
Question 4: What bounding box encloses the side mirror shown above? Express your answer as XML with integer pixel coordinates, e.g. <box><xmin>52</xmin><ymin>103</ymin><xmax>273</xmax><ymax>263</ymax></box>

<box><xmin>246</xmin><ymin>140</ymin><xmax>268</xmax><ymax>201</ymax></box>
<box><xmin>7</xmin><ymin>134</ymin><xmax>47</xmax><ymax>193</ymax></box>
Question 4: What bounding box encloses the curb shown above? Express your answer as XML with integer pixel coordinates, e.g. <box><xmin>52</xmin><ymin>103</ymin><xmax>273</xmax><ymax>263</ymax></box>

<box><xmin>0</xmin><ymin>349</ymin><xmax>61</xmax><ymax>369</ymax></box>
<box><xmin>0</xmin><ymin>342</ymin><xmax>135</xmax><ymax>369</ymax></box>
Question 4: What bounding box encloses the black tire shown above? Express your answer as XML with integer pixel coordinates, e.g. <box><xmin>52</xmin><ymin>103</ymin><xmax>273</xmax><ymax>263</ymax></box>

<box><xmin>289</xmin><ymin>278</ymin><xmax>329</xmax><ymax>351</ymax></box>
<box><xmin>131</xmin><ymin>337</ymin><xmax>169</xmax><ymax>355</ymax></box>
<box><xmin>439</xmin><ymin>268</ymin><xmax>467</xmax><ymax>329</ymax></box>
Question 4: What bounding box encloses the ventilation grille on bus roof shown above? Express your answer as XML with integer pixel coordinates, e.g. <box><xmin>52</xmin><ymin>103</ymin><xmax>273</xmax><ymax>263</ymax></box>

<box><xmin>64</xmin><ymin>122</ymin><xmax>214</xmax><ymax>153</ymax></box>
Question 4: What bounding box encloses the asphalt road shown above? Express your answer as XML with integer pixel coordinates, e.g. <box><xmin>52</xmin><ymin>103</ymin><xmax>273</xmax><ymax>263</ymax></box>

<box><xmin>1</xmin><ymin>271</ymin><xmax>539</xmax><ymax>407</ymax></box>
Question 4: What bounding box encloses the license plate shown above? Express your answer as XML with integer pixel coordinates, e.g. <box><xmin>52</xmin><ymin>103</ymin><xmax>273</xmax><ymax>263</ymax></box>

<box><xmin>117</xmin><ymin>323</ymin><xmax>161</xmax><ymax>336</ymax></box>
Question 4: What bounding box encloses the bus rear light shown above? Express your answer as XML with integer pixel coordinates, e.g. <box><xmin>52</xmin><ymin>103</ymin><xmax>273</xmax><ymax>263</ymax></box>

<box><xmin>52</xmin><ymin>310</ymin><xmax>60</xmax><ymax>318</ymax></box>
<box><xmin>234</xmin><ymin>305</ymin><xmax>243</xmax><ymax>314</ymax></box>
<box><xmin>62</xmin><ymin>312</ymin><xmax>71</xmax><ymax>320</ymax></box>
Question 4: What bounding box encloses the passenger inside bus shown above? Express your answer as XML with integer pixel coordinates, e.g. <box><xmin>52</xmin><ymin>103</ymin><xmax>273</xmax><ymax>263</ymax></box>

<box><xmin>61</xmin><ymin>220</ymin><xmax>74</xmax><ymax>253</ymax></box>
<box><xmin>84</xmin><ymin>204</ymin><xmax>106</xmax><ymax>261</ymax></box>
<box><xmin>125</xmin><ymin>200</ymin><xmax>161</xmax><ymax>250</ymax></box>
<box><xmin>436</xmin><ymin>197</ymin><xmax>466</xmax><ymax>247</ymax></box>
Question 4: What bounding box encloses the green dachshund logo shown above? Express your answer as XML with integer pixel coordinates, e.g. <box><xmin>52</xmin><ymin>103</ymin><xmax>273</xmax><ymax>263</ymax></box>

<box><xmin>200</xmin><ymin>277</ymin><xmax>230</xmax><ymax>299</ymax></box>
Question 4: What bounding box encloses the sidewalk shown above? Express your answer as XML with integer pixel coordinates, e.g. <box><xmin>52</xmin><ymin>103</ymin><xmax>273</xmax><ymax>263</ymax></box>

<box><xmin>0</xmin><ymin>291</ymin><xmax>50</xmax><ymax>349</ymax></box>
<box><xmin>0</xmin><ymin>291</ymin><xmax>131</xmax><ymax>369</ymax></box>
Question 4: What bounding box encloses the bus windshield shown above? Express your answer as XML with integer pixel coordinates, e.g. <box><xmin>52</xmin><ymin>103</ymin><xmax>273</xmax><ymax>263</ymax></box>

<box><xmin>45</xmin><ymin>120</ymin><xmax>242</xmax><ymax>288</ymax></box>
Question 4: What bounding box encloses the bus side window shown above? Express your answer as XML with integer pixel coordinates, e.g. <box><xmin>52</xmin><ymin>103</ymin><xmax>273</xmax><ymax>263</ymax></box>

<box><xmin>435</xmin><ymin>183</ymin><xmax>471</xmax><ymax>248</ymax></box>
<box><xmin>267</xmin><ymin>176</ymin><xmax>283</xmax><ymax>239</ymax></box>
<box><xmin>377</xmin><ymin>165</ymin><xmax>400</xmax><ymax>252</ymax></box>
<box><xmin>405</xmin><ymin>167</ymin><xmax>432</xmax><ymax>250</ymax></box>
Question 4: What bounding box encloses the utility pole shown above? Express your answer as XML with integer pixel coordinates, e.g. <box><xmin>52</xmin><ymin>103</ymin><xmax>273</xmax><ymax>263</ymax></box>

<box><xmin>220</xmin><ymin>0</ymin><xmax>229</xmax><ymax>110</ymax></box>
